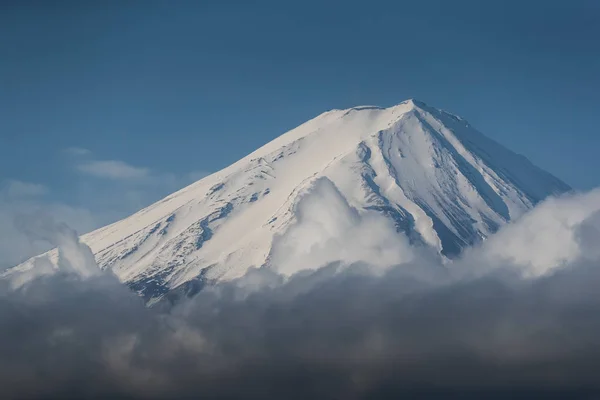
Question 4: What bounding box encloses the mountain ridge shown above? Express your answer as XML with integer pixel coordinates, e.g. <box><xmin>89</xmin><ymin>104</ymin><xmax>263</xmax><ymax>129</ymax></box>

<box><xmin>6</xmin><ymin>99</ymin><xmax>571</xmax><ymax>301</ymax></box>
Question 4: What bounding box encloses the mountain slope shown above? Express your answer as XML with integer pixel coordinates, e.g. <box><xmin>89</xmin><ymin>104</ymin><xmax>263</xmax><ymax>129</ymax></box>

<box><xmin>8</xmin><ymin>99</ymin><xmax>571</xmax><ymax>300</ymax></box>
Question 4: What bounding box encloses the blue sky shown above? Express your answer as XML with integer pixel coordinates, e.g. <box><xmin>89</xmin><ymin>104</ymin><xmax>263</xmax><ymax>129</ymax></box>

<box><xmin>1</xmin><ymin>0</ymin><xmax>599</xmax><ymax>264</ymax></box>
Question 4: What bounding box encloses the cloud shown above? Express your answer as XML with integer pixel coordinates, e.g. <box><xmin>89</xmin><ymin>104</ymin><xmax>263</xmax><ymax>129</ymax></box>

<box><xmin>0</xmin><ymin>200</ymin><xmax>100</xmax><ymax>271</ymax></box>
<box><xmin>78</xmin><ymin>160</ymin><xmax>150</xmax><ymax>180</ymax></box>
<box><xmin>13</xmin><ymin>213</ymin><xmax>100</xmax><ymax>280</ymax></box>
<box><xmin>3</xmin><ymin>188</ymin><xmax>600</xmax><ymax>398</ymax></box>
<box><xmin>63</xmin><ymin>147</ymin><xmax>92</xmax><ymax>156</ymax></box>
<box><xmin>2</xmin><ymin>180</ymin><xmax>47</xmax><ymax>198</ymax></box>
<box><xmin>0</xmin><ymin>180</ymin><xmax>100</xmax><ymax>270</ymax></box>
<box><xmin>70</xmin><ymin>149</ymin><xmax>209</xmax><ymax>188</ymax></box>
<box><xmin>0</xmin><ymin>148</ymin><xmax>211</xmax><ymax>270</ymax></box>
<box><xmin>270</xmin><ymin>177</ymin><xmax>416</xmax><ymax>277</ymax></box>
<box><xmin>463</xmin><ymin>188</ymin><xmax>600</xmax><ymax>277</ymax></box>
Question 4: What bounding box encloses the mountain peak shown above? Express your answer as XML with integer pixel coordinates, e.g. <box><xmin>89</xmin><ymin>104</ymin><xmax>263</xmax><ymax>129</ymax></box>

<box><xmin>7</xmin><ymin>101</ymin><xmax>571</xmax><ymax>302</ymax></box>
<box><xmin>340</xmin><ymin>98</ymin><xmax>427</xmax><ymax>114</ymax></box>
<box><xmin>402</xmin><ymin>98</ymin><xmax>428</xmax><ymax>108</ymax></box>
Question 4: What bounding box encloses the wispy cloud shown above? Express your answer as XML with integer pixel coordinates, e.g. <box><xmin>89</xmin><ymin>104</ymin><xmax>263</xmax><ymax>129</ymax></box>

<box><xmin>77</xmin><ymin>160</ymin><xmax>150</xmax><ymax>180</ymax></box>
<box><xmin>64</xmin><ymin>147</ymin><xmax>209</xmax><ymax>185</ymax></box>
<box><xmin>0</xmin><ymin>149</ymin><xmax>211</xmax><ymax>268</ymax></box>
<box><xmin>63</xmin><ymin>147</ymin><xmax>92</xmax><ymax>156</ymax></box>
<box><xmin>3</xmin><ymin>180</ymin><xmax>48</xmax><ymax>198</ymax></box>
<box><xmin>0</xmin><ymin>195</ymin><xmax>100</xmax><ymax>270</ymax></box>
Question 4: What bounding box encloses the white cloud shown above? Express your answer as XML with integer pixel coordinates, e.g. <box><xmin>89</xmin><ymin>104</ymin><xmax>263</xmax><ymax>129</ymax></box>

<box><xmin>0</xmin><ymin>199</ymin><xmax>100</xmax><ymax>270</ymax></box>
<box><xmin>270</xmin><ymin>177</ymin><xmax>414</xmax><ymax>277</ymax></box>
<box><xmin>0</xmin><ymin>149</ymin><xmax>211</xmax><ymax>270</ymax></box>
<box><xmin>3</xmin><ymin>180</ymin><xmax>48</xmax><ymax>198</ymax></box>
<box><xmin>12</xmin><ymin>213</ymin><xmax>100</xmax><ymax>282</ymax></box>
<box><xmin>65</xmin><ymin>145</ymin><xmax>210</xmax><ymax>187</ymax></box>
<box><xmin>78</xmin><ymin>160</ymin><xmax>150</xmax><ymax>180</ymax></box>
<box><xmin>464</xmin><ymin>188</ymin><xmax>600</xmax><ymax>278</ymax></box>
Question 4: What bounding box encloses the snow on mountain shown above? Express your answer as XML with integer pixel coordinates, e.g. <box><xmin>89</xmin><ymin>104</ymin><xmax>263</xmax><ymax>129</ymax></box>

<box><xmin>6</xmin><ymin>99</ymin><xmax>571</xmax><ymax>301</ymax></box>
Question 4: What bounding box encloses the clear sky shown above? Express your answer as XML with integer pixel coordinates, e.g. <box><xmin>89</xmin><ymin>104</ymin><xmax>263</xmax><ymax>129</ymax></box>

<box><xmin>1</xmin><ymin>0</ymin><xmax>599</xmax><ymax>258</ymax></box>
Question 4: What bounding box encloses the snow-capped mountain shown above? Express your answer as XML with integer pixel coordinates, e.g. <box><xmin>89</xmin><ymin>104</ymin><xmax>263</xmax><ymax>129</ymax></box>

<box><xmin>9</xmin><ymin>99</ymin><xmax>570</xmax><ymax>300</ymax></box>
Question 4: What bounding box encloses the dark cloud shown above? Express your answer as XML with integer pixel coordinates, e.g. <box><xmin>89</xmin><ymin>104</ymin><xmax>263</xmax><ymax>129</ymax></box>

<box><xmin>1</xmin><ymin>260</ymin><xmax>600</xmax><ymax>399</ymax></box>
<box><xmin>2</xmin><ymin>191</ymin><xmax>600</xmax><ymax>399</ymax></box>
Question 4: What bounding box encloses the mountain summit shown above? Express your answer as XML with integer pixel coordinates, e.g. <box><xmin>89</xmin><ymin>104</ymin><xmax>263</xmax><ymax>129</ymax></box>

<box><xmin>10</xmin><ymin>100</ymin><xmax>571</xmax><ymax>300</ymax></box>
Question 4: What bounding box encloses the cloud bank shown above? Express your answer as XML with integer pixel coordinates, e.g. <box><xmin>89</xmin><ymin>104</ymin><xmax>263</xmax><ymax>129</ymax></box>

<box><xmin>2</xmin><ymin>187</ymin><xmax>600</xmax><ymax>398</ymax></box>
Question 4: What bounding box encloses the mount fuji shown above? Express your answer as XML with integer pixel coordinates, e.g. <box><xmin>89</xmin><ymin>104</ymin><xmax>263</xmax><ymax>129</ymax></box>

<box><xmin>8</xmin><ymin>99</ymin><xmax>571</xmax><ymax>301</ymax></box>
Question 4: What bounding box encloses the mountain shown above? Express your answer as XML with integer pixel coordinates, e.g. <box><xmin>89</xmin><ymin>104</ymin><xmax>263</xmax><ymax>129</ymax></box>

<box><xmin>8</xmin><ymin>100</ymin><xmax>570</xmax><ymax>301</ymax></box>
